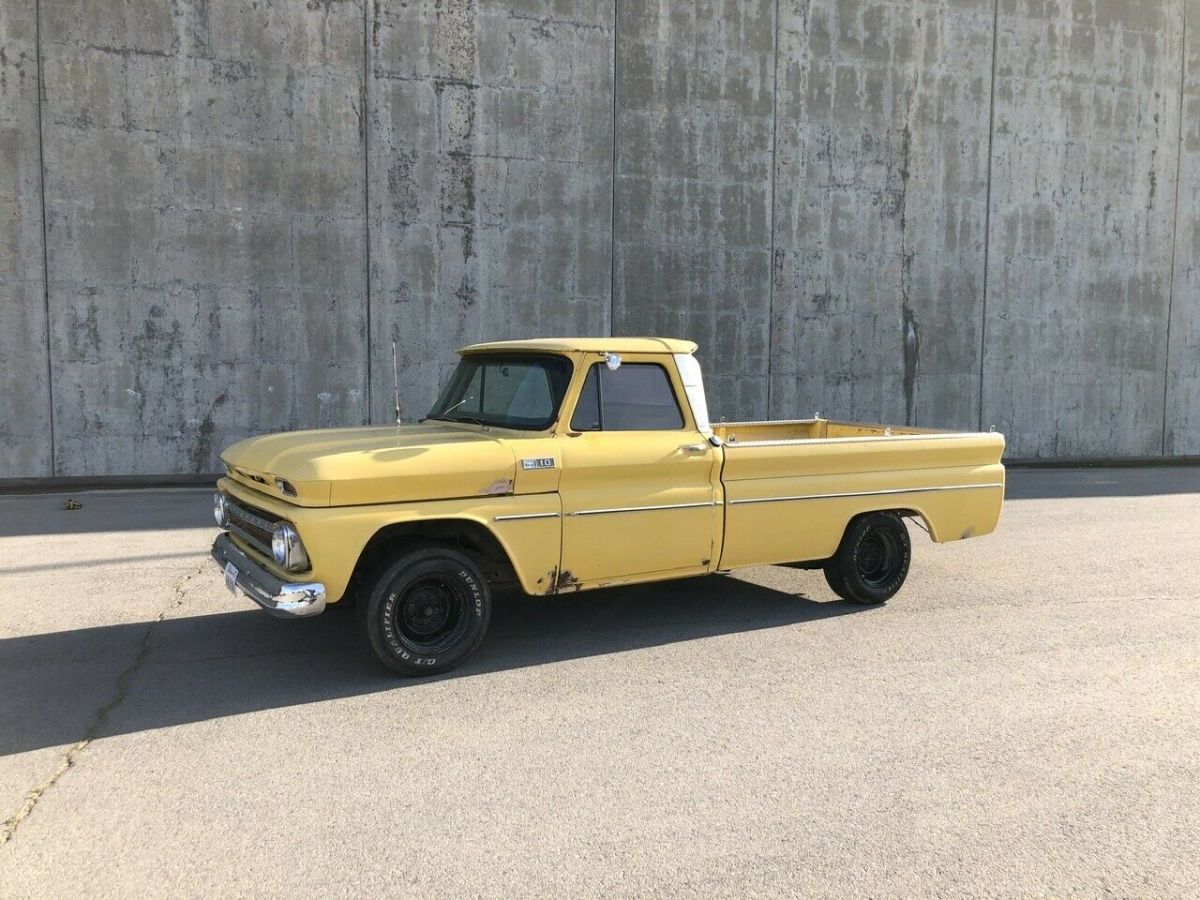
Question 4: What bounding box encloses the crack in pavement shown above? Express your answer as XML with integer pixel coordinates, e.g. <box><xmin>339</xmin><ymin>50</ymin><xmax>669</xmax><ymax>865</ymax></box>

<box><xmin>0</xmin><ymin>563</ymin><xmax>204</xmax><ymax>846</ymax></box>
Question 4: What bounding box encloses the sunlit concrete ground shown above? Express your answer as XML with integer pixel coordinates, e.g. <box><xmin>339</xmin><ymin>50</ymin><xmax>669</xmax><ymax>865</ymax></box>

<box><xmin>1</xmin><ymin>469</ymin><xmax>1197</xmax><ymax>897</ymax></box>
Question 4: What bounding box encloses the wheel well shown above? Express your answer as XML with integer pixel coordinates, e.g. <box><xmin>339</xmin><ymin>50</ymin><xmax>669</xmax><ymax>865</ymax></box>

<box><xmin>782</xmin><ymin>508</ymin><xmax>925</xmax><ymax>570</ymax></box>
<box><xmin>888</xmin><ymin>508</ymin><xmax>932</xmax><ymax>537</ymax></box>
<box><xmin>347</xmin><ymin>519</ymin><xmax>518</xmax><ymax>602</ymax></box>
<box><xmin>835</xmin><ymin>508</ymin><xmax>931</xmax><ymax>540</ymax></box>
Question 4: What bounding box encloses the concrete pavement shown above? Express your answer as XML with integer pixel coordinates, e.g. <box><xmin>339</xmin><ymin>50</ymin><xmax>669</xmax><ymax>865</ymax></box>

<box><xmin>1</xmin><ymin>469</ymin><xmax>1198</xmax><ymax>897</ymax></box>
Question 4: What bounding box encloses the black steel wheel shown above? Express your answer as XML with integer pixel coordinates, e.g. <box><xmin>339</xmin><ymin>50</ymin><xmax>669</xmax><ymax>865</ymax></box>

<box><xmin>364</xmin><ymin>546</ymin><xmax>491</xmax><ymax>676</ymax></box>
<box><xmin>823</xmin><ymin>512</ymin><xmax>911</xmax><ymax>604</ymax></box>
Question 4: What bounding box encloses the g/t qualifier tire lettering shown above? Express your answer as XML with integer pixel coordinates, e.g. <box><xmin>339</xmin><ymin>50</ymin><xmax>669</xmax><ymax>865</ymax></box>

<box><xmin>364</xmin><ymin>545</ymin><xmax>492</xmax><ymax>676</ymax></box>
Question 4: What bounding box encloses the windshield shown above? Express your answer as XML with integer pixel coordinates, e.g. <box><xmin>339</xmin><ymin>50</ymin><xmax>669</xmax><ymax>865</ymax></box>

<box><xmin>426</xmin><ymin>354</ymin><xmax>573</xmax><ymax>431</ymax></box>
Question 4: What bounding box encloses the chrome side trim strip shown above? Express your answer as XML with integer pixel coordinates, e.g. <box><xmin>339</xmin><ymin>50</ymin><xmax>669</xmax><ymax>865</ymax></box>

<box><xmin>494</xmin><ymin>512</ymin><xmax>561</xmax><ymax>522</ymax></box>
<box><xmin>569</xmin><ymin>501</ymin><xmax>718</xmax><ymax>517</ymax></box>
<box><xmin>727</xmin><ymin>482</ymin><xmax>1004</xmax><ymax>506</ymax></box>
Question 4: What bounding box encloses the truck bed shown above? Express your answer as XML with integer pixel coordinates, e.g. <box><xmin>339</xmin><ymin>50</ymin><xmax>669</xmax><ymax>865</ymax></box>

<box><xmin>710</xmin><ymin>417</ymin><xmax>1006</xmax><ymax>570</ymax></box>
<box><xmin>714</xmin><ymin>417</ymin><xmax>944</xmax><ymax>444</ymax></box>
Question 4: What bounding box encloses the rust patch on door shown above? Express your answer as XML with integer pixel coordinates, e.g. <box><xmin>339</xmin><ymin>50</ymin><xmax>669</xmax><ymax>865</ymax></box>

<box><xmin>554</xmin><ymin>569</ymin><xmax>582</xmax><ymax>592</ymax></box>
<box><xmin>538</xmin><ymin>568</ymin><xmax>583</xmax><ymax>594</ymax></box>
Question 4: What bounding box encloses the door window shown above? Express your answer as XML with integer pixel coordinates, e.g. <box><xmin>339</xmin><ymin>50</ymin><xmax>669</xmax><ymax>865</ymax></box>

<box><xmin>570</xmin><ymin>363</ymin><xmax>685</xmax><ymax>431</ymax></box>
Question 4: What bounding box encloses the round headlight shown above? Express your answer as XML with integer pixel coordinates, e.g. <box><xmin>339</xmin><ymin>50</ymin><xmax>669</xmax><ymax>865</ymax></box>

<box><xmin>271</xmin><ymin>523</ymin><xmax>309</xmax><ymax>572</ymax></box>
<box><xmin>213</xmin><ymin>493</ymin><xmax>228</xmax><ymax>527</ymax></box>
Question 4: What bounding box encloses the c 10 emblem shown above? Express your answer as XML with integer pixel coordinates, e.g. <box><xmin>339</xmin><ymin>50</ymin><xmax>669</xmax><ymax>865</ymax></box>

<box><xmin>521</xmin><ymin>457</ymin><xmax>555</xmax><ymax>470</ymax></box>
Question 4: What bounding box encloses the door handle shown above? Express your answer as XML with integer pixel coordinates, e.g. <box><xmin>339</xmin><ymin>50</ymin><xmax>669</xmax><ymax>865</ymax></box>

<box><xmin>679</xmin><ymin>443</ymin><xmax>708</xmax><ymax>454</ymax></box>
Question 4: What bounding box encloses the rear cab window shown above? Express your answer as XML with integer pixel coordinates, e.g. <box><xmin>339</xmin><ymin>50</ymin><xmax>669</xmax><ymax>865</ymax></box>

<box><xmin>570</xmin><ymin>363</ymin><xmax>685</xmax><ymax>431</ymax></box>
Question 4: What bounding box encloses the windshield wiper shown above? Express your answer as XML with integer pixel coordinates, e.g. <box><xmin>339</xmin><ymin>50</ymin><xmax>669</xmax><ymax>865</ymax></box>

<box><xmin>426</xmin><ymin>412</ymin><xmax>490</xmax><ymax>430</ymax></box>
<box><xmin>425</xmin><ymin>397</ymin><xmax>491</xmax><ymax>429</ymax></box>
<box><xmin>444</xmin><ymin>414</ymin><xmax>489</xmax><ymax>429</ymax></box>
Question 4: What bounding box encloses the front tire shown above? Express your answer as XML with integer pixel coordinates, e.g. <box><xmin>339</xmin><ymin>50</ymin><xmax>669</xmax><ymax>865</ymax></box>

<box><xmin>823</xmin><ymin>512</ymin><xmax>911</xmax><ymax>605</ymax></box>
<box><xmin>364</xmin><ymin>546</ymin><xmax>491</xmax><ymax>676</ymax></box>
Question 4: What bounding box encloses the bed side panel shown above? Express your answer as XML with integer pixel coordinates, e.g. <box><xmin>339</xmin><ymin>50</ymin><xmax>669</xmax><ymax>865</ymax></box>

<box><xmin>717</xmin><ymin>433</ymin><xmax>1005</xmax><ymax>569</ymax></box>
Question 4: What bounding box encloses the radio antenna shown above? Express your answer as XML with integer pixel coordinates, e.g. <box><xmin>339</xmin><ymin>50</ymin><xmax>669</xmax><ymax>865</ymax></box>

<box><xmin>391</xmin><ymin>340</ymin><xmax>401</xmax><ymax>426</ymax></box>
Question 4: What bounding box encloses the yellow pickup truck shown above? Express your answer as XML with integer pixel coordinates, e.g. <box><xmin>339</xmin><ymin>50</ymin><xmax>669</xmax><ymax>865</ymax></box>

<box><xmin>211</xmin><ymin>338</ymin><xmax>1005</xmax><ymax>675</ymax></box>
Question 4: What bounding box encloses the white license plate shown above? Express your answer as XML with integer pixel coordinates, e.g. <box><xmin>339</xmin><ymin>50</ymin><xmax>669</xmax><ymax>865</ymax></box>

<box><xmin>223</xmin><ymin>561</ymin><xmax>239</xmax><ymax>594</ymax></box>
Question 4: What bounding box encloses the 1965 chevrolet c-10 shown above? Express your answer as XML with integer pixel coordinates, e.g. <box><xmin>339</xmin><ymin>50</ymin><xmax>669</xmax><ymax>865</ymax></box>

<box><xmin>211</xmin><ymin>338</ymin><xmax>1005</xmax><ymax>675</ymax></box>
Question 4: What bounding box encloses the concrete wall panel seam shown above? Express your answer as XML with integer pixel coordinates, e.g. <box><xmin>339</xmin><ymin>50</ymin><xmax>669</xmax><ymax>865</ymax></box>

<box><xmin>766</xmin><ymin>0</ymin><xmax>781</xmax><ymax>416</ymax></box>
<box><xmin>977</xmin><ymin>0</ymin><xmax>1000</xmax><ymax>434</ymax></box>
<box><xmin>1164</xmin><ymin>0</ymin><xmax>1200</xmax><ymax>454</ymax></box>
<box><xmin>609</xmin><ymin>0</ymin><xmax>618</xmax><ymax>338</ymax></box>
<box><xmin>362</xmin><ymin>0</ymin><xmax>373</xmax><ymax>425</ymax></box>
<box><xmin>1162</xmin><ymin>5</ymin><xmax>1188</xmax><ymax>454</ymax></box>
<box><xmin>0</xmin><ymin>0</ymin><xmax>54</xmax><ymax>476</ymax></box>
<box><xmin>35</xmin><ymin>0</ymin><xmax>55</xmax><ymax>475</ymax></box>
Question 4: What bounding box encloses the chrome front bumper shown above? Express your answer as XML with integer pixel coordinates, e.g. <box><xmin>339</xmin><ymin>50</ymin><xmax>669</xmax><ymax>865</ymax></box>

<box><xmin>211</xmin><ymin>532</ymin><xmax>326</xmax><ymax>618</ymax></box>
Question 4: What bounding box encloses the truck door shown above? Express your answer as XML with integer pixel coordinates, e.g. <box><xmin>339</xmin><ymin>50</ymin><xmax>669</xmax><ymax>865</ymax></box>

<box><xmin>556</xmin><ymin>356</ymin><xmax>720</xmax><ymax>588</ymax></box>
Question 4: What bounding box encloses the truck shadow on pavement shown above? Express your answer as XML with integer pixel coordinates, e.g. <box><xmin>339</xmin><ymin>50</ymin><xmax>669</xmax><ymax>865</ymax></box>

<box><xmin>1</xmin><ymin>576</ymin><xmax>865</xmax><ymax>756</ymax></box>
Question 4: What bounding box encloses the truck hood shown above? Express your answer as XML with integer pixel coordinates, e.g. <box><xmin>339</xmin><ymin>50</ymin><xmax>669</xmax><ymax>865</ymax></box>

<box><xmin>220</xmin><ymin>423</ymin><xmax>517</xmax><ymax>507</ymax></box>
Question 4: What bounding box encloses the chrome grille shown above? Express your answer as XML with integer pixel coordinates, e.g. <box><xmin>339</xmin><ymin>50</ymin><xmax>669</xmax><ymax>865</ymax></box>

<box><xmin>225</xmin><ymin>497</ymin><xmax>280</xmax><ymax>557</ymax></box>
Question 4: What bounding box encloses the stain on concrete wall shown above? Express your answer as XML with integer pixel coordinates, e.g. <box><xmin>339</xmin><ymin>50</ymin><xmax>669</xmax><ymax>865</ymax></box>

<box><xmin>0</xmin><ymin>1</ymin><xmax>51</xmax><ymax>477</ymax></box>
<box><xmin>981</xmin><ymin>0</ymin><xmax>1184</xmax><ymax>457</ymax></box>
<box><xmin>613</xmin><ymin>0</ymin><xmax>775</xmax><ymax>420</ymax></box>
<box><xmin>38</xmin><ymin>0</ymin><xmax>368</xmax><ymax>474</ymax></box>
<box><xmin>368</xmin><ymin>0</ymin><xmax>614</xmax><ymax>422</ymax></box>
<box><xmin>771</xmin><ymin>0</ymin><xmax>995</xmax><ymax>431</ymax></box>
<box><xmin>1165</xmin><ymin>0</ymin><xmax>1199</xmax><ymax>454</ymax></box>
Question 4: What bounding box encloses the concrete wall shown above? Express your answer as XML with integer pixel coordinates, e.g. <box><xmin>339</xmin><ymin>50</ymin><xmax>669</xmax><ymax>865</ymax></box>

<box><xmin>37</xmin><ymin>0</ymin><xmax>368</xmax><ymax>476</ymax></box>
<box><xmin>982</xmin><ymin>0</ymin><xmax>1183</xmax><ymax>457</ymax></box>
<box><xmin>1</xmin><ymin>0</ymin><xmax>1197</xmax><ymax>477</ymax></box>
<box><xmin>1166</xmin><ymin>0</ymin><xmax>1200</xmax><ymax>455</ymax></box>
<box><xmin>613</xmin><ymin>0</ymin><xmax>776</xmax><ymax>418</ymax></box>
<box><xmin>368</xmin><ymin>0</ymin><xmax>615</xmax><ymax>424</ymax></box>
<box><xmin>0</xmin><ymin>1</ymin><xmax>51</xmax><ymax>475</ymax></box>
<box><xmin>771</xmin><ymin>0</ymin><xmax>995</xmax><ymax>432</ymax></box>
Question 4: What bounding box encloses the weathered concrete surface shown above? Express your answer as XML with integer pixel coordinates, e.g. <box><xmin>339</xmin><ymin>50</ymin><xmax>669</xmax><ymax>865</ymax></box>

<box><xmin>771</xmin><ymin>0</ymin><xmax>995</xmax><ymax>431</ymax></box>
<box><xmin>0</xmin><ymin>1</ymin><xmax>51</xmax><ymax>477</ymax></box>
<box><xmin>368</xmin><ymin>0</ymin><xmax>615</xmax><ymax>422</ymax></box>
<box><xmin>3</xmin><ymin>472</ymin><xmax>1200</xmax><ymax>894</ymax></box>
<box><xmin>981</xmin><ymin>0</ymin><xmax>1184</xmax><ymax>457</ymax></box>
<box><xmin>613</xmin><ymin>0</ymin><xmax>775</xmax><ymax>420</ymax></box>
<box><xmin>4</xmin><ymin>0</ymin><xmax>1200</xmax><ymax>477</ymax></box>
<box><xmin>1165</xmin><ymin>0</ymin><xmax>1200</xmax><ymax>455</ymax></box>
<box><xmin>38</xmin><ymin>0</ymin><xmax>368</xmax><ymax>475</ymax></box>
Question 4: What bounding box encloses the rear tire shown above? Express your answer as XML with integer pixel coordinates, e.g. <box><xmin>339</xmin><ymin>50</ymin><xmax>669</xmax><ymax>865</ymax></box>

<box><xmin>823</xmin><ymin>512</ymin><xmax>911</xmax><ymax>605</ymax></box>
<box><xmin>822</xmin><ymin>564</ymin><xmax>851</xmax><ymax>600</ymax></box>
<box><xmin>363</xmin><ymin>545</ymin><xmax>491</xmax><ymax>676</ymax></box>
